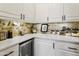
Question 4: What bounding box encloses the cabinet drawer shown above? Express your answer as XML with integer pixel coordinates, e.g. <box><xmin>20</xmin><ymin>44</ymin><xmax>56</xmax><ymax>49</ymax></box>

<box><xmin>35</xmin><ymin>38</ymin><xmax>53</xmax><ymax>46</ymax></box>
<box><xmin>55</xmin><ymin>41</ymin><xmax>79</xmax><ymax>53</ymax></box>
<box><xmin>0</xmin><ymin>44</ymin><xmax>19</xmax><ymax>56</ymax></box>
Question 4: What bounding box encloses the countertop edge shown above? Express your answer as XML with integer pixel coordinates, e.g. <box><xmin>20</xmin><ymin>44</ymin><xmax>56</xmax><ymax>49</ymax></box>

<box><xmin>0</xmin><ymin>34</ymin><xmax>79</xmax><ymax>51</ymax></box>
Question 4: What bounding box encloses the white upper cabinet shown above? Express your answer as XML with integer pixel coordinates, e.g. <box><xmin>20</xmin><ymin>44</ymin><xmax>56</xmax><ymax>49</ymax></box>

<box><xmin>64</xmin><ymin>3</ymin><xmax>79</xmax><ymax>21</ymax></box>
<box><xmin>0</xmin><ymin>3</ymin><xmax>79</xmax><ymax>22</ymax></box>
<box><xmin>22</xmin><ymin>4</ymin><xmax>36</xmax><ymax>21</ymax></box>
<box><xmin>48</xmin><ymin>3</ymin><xmax>63</xmax><ymax>22</ymax></box>
<box><xmin>0</xmin><ymin>3</ymin><xmax>35</xmax><ymax>21</ymax></box>
<box><xmin>35</xmin><ymin>3</ymin><xmax>63</xmax><ymax>23</ymax></box>
<box><xmin>0</xmin><ymin>3</ymin><xmax>23</xmax><ymax>19</ymax></box>
<box><xmin>35</xmin><ymin>3</ymin><xmax>79</xmax><ymax>22</ymax></box>
<box><xmin>35</xmin><ymin>3</ymin><xmax>48</xmax><ymax>22</ymax></box>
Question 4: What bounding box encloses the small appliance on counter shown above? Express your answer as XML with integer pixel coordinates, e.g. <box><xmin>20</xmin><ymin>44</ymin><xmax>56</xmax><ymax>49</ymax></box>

<box><xmin>41</xmin><ymin>24</ymin><xmax>48</xmax><ymax>33</ymax></box>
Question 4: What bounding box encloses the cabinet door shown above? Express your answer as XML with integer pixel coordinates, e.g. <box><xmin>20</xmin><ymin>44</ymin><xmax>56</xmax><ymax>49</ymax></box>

<box><xmin>0</xmin><ymin>44</ymin><xmax>19</xmax><ymax>56</ymax></box>
<box><xmin>64</xmin><ymin>3</ymin><xmax>79</xmax><ymax>21</ymax></box>
<box><xmin>35</xmin><ymin>3</ymin><xmax>48</xmax><ymax>22</ymax></box>
<box><xmin>48</xmin><ymin>3</ymin><xmax>63</xmax><ymax>22</ymax></box>
<box><xmin>34</xmin><ymin>38</ymin><xmax>54</xmax><ymax>56</ymax></box>
<box><xmin>0</xmin><ymin>4</ymin><xmax>23</xmax><ymax>19</ymax></box>
<box><xmin>23</xmin><ymin>3</ymin><xmax>36</xmax><ymax>21</ymax></box>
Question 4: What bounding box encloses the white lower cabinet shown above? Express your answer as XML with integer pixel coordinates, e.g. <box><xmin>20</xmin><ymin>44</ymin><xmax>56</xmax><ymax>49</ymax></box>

<box><xmin>34</xmin><ymin>38</ymin><xmax>55</xmax><ymax>56</ymax></box>
<box><xmin>34</xmin><ymin>37</ymin><xmax>79</xmax><ymax>56</ymax></box>
<box><xmin>0</xmin><ymin>44</ymin><xmax>19</xmax><ymax>56</ymax></box>
<box><xmin>54</xmin><ymin>41</ymin><xmax>79</xmax><ymax>56</ymax></box>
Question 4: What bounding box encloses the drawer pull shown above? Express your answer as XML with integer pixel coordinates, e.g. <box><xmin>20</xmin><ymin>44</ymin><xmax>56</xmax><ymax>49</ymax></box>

<box><xmin>4</xmin><ymin>51</ymin><xmax>14</xmax><ymax>56</ymax></box>
<box><xmin>68</xmin><ymin>47</ymin><xmax>77</xmax><ymax>50</ymax></box>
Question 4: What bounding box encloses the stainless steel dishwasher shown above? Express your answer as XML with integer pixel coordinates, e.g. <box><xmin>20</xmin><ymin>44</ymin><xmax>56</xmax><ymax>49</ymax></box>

<box><xmin>19</xmin><ymin>38</ymin><xmax>34</xmax><ymax>56</ymax></box>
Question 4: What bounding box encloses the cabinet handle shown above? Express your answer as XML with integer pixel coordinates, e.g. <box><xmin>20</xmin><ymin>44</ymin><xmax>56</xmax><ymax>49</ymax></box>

<box><xmin>47</xmin><ymin>17</ymin><xmax>49</xmax><ymax>21</ymax></box>
<box><xmin>20</xmin><ymin>13</ymin><xmax>22</xmax><ymax>19</ymax></box>
<box><xmin>68</xmin><ymin>47</ymin><xmax>77</xmax><ymax>50</ymax></box>
<box><xmin>63</xmin><ymin>15</ymin><xmax>66</xmax><ymax>20</ymax></box>
<box><xmin>62</xmin><ymin>15</ymin><xmax>66</xmax><ymax>21</ymax></box>
<box><xmin>23</xmin><ymin>14</ymin><xmax>25</xmax><ymax>20</ymax></box>
<box><xmin>4</xmin><ymin>51</ymin><xmax>14</xmax><ymax>56</ymax></box>
<box><xmin>53</xmin><ymin>43</ymin><xmax>55</xmax><ymax>49</ymax></box>
<box><xmin>62</xmin><ymin>15</ymin><xmax>63</xmax><ymax>20</ymax></box>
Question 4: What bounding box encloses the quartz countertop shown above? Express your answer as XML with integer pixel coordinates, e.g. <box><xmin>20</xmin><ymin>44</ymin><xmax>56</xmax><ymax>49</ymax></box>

<box><xmin>0</xmin><ymin>34</ymin><xmax>79</xmax><ymax>51</ymax></box>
